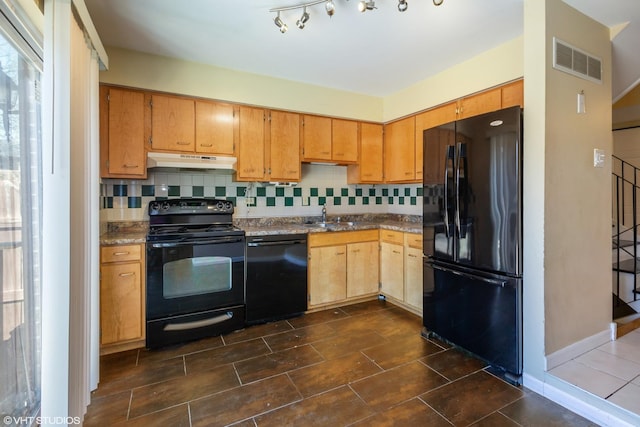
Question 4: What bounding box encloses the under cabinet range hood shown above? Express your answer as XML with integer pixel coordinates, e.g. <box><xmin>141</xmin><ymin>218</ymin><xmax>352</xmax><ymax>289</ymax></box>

<box><xmin>147</xmin><ymin>152</ymin><xmax>236</xmax><ymax>172</ymax></box>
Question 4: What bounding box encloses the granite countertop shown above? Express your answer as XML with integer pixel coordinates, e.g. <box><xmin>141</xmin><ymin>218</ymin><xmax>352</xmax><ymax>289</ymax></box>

<box><xmin>100</xmin><ymin>214</ymin><xmax>431</xmax><ymax>244</ymax></box>
<box><xmin>100</xmin><ymin>222</ymin><xmax>148</xmax><ymax>246</ymax></box>
<box><xmin>241</xmin><ymin>220</ymin><xmax>422</xmax><ymax>236</ymax></box>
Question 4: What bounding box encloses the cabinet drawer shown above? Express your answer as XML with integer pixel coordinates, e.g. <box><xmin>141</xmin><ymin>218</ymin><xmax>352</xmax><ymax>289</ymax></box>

<box><xmin>380</xmin><ymin>230</ymin><xmax>404</xmax><ymax>244</ymax></box>
<box><xmin>101</xmin><ymin>244</ymin><xmax>142</xmax><ymax>263</ymax></box>
<box><xmin>404</xmin><ymin>233</ymin><xmax>422</xmax><ymax>249</ymax></box>
<box><xmin>309</xmin><ymin>230</ymin><xmax>379</xmax><ymax>247</ymax></box>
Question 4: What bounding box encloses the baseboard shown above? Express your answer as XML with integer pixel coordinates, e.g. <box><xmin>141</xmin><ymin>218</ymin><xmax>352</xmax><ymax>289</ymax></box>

<box><xmin>544</xmin><ymin>328</ymin><xmax>611</xmax><ymax>371</ymax></box>
<box><xmin>523</xmin><ymin>373</ymin><xmax>638</xmax><ymax>427</ymax></box>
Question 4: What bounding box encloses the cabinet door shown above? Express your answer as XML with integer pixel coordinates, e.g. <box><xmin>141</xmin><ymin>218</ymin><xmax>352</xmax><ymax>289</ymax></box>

<box><xmin>347</xmin><ymin>241</ymin><xmax>379</xmax><ymax>298</ymax></box>
<box><xmin>380</xmin><ymin>242</ymin><xmax>404</xmax><ymax>300</ymax></box>
<box><xmin>332</xmin><ymin>119</ymin><xmax>358</xmax><ymax>163</ymax></box>
<box><xmin>404</xmin><ymin>246</ymin><xmax>423</xmax><ymax>311</ymax></box>
<box><xmin>384</xmin><ymin>116</ymin><xmax>416</xmax><ymax>182</ymax></box>
<box><xmin>195</xmin><ymin>100</ymin><xmax>236</xmax><ymax>155</ymax></box>
<box><xmin>151</xmin><ymin>94</ymin><xmax>195</xmax><ymax>151</ymax></box>
<box><xmin>501</xmin><ymin>80</ymin><xmax>524</xmax><ymax>108</ymax></box>
<box><xmin>237</xmin><ymin>106</ymin><xmax>266</xmax><ymax>181</ymax></box>
<box><xmin>308</xmin><ymin>245</ymin><xmax>347</xmax><ymax>306</ymax></box>
<box><xmin>458</xmin><ymin>88</ymin><xmax>501</xmax><ymax>119</ymax></box>
<box><xmin>301</xmin><ymin>115</ymin><xmax>332</xmax><ymax>161</ymax></box>
<box><xmin>103</xmin><ymin>87</ymin><xmax>146</xmax><ymax>178</ymax></box>
<box><xmin>100</xmin><ymin>261</ymin><xmax>143</xmax><ymax>345</ymax></box>
<box><xmin>269</xmin><ymin>110</ymin><xmax>301</xmax><ymax>182</ymax></box>
<box><xmin>416</xmin><ymin>102</ymin><xmax>457</xmax><ymax>185</ymax></box>
<box><xmin>347</xmin><ymin>122</ymin><xmax>383</xmax><ymax>184</ymax></box>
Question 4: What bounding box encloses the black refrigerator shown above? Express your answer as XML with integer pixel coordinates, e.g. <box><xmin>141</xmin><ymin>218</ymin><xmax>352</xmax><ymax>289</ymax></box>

<box><xmin>422</xmin><ymin>105</ymin><xmax>523</xmax><ymax>384</ymax></box>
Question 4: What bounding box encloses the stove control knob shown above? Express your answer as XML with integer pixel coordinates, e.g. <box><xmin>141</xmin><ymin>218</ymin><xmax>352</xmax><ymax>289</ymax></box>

<box><xmin>179</xmin><ymin>201</ymin><xmax>187</xmax><ymax>208</ymax></box>
<box><xmin>149</xmin><ymin>201</ymin><xmax>160</xmax><ymax>213</ymax></box>
<box><xmin>216</xmin><ymin>201</ymin><xmax>225</xmax><ymax>211</ymax></box>
<box><xmin>224</xmin><ymin>201</ymin><xmax>233</xmax><ymax>211</ymax></box>
<box><xmin>161</xmin><ymin>201</ymin><xmax>170</xmax><ymax>211</ymax></box>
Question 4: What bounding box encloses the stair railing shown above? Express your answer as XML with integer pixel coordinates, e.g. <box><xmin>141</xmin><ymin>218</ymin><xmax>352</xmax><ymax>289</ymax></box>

<box><xmin>612</xmin><ymin>154</ymin><xmax>640</xmax><ymax>316</ymax></box>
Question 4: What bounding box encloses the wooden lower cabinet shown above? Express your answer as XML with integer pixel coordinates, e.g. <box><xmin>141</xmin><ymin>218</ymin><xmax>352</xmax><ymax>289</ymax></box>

<box><xmin>308</xmin><ymin>245</ymin><xmax>347</xmax><ymax>306</ymax></box>
<box><xmin>100</xmin><ymin>244</ymin><xmax>145</xmax><ymax>354</ymax></box>
<box><xmin>347</xmin><ymin>241</ymin><xmax>380</xmax><ymax>297</ymax></box>
<box><xmin>380</xmin><ymin>241</ymin><xmax>404</xmax><ymax>300</ymax></box>
<box><xmin>404</xmin><ymin>246</ymin><xmax>423</xmax><ymax>311</ymax></box>
<box><xmin>380</xmin><ymin>231</ymin><xmax>424</xmax><ymax>314</ymax></box>
<box><xmin>308</xmin><ymin>230</ymin><xmax>379</xmax><ymax>309</ymax></box>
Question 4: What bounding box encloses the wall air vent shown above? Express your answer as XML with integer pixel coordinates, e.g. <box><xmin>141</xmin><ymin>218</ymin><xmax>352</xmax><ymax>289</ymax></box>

<box><xmin>552</xmin><ymin>37</ymin><xmax>602</xmax><ymax>84</ymax></box>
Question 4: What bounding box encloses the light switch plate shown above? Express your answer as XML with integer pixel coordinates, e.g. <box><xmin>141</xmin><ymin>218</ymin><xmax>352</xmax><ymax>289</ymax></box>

<box><xmin>593</xmin><ymin>149</ymin><xmax>605</xmax><ymax>168</ymax></box>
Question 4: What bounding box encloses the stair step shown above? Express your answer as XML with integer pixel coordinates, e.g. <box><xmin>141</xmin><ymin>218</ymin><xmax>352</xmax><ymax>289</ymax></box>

<box><xmin>616</xmin><ymin>313</ymin><xmax>640</xmax><ymax>338</ymax></box>
<box><xmin>613</xmin><ymin>239</ymin><xmax>636</xmax><ymax>249</ymax></box>
<box><xmin>613</xmin><ymin>258</ymin><xmax>640</xmax><ymax>274</ymax></box>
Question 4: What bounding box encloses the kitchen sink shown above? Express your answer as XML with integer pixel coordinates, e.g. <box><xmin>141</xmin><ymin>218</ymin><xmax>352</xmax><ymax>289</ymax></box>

<box><xmin>303</xmin><ymin>221</ymin><xmax>356</xmax><ymax>229</ymax></box>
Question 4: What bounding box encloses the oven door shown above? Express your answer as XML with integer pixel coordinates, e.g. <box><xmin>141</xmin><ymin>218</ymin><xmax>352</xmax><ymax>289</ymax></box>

<box><xmin>146</xmin><ymin>235</ymin><xmax>245</xmax><ymax>321</ymax></box>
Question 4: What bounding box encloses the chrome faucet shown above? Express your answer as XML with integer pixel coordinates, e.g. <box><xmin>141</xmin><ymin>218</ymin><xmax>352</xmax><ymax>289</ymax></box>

<box><xmin>321</xmin><ymin>204</ymin><xmax>327</xmax><ymax>223</ymax></box>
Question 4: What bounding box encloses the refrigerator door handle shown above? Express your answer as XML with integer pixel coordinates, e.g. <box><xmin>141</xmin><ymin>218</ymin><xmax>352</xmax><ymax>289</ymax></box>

<box><xmin>455</xmin><ymin>142</ymin><xmax>462</xmax><ymax>236</ymax></box>
<box><xmin>431</xmin><ymin>263</ymin><xmax>508</xmax><ymax>287</ymax></box>
<box><xmin>443</xmin><ymin>145</ymin><xmax>453</xmax><ymax>238</ymax></box>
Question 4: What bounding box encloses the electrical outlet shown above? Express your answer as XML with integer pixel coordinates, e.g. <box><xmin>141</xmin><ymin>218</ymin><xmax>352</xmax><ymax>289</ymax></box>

<box><xmin>246</xmin><ymin>197</ymin><xmax>255</xmax><ymax>206</ymax></box>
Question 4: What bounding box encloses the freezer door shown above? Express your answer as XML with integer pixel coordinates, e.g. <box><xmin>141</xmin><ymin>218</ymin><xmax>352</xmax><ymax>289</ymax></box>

<box><xmin>423</xmin><ymin>261</ymin><xmax>522</xmax><ymax>378</ymax></box>
<box><xmin>454</xmin><ymin>107</ymin><xmax>522</xmax><ymax>275</ymax></box>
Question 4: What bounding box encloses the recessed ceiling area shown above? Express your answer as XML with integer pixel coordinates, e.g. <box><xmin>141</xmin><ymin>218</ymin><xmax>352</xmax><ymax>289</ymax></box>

<box><xmin>84</xmin><ymin>0</ymin><xmax>640</xmax><ymax>100</ymax></box>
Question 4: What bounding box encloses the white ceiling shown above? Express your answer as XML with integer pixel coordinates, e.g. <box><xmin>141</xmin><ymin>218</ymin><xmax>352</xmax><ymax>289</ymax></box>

<box><xmin>84</xmin><ymin>0</ymin><xmax>640</xmax><ymax>100</ymax></box>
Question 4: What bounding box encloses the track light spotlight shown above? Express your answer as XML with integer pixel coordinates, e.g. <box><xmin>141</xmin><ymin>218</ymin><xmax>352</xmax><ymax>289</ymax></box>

<box><xmin>274</xmin><ymin>11</ymin><xmax>288</xmax><ymax>33</ymax></box>
<box><xmin>358</xmin><ymin>0</ymin><xmax>376</xmax><ymax>12</ymax></box>
<box><xmin>269</xmin><ymin>0</ymin><xmax>442</xmax><ymax>33</ymax></box>
<box><xmin>325</xmin><ymin>0</ymin><xmax>335</xmax><ymax>16</ymax></box>
<box><xmin>296</xmin><ymin>7</ymin><xmax>310</xmax><ymax>29</ymax></box>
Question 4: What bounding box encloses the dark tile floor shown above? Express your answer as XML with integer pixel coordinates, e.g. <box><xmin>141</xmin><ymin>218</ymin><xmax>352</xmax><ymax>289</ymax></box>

<box><xmin>84</xmin><ymin>300</ymin><xmax>597</xmax><ymax>426</ymax></box>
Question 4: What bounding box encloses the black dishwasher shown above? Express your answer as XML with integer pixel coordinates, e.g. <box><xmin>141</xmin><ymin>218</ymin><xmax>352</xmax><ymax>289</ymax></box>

<box><xmin>246</xmin><ymin>234</ymin><xmax>308</xmax><ymax>324</ymax></box>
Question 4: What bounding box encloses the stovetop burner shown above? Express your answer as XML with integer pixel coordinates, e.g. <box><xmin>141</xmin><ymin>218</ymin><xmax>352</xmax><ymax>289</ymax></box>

<box><xmin>146</xmin><ymin>198</ymin><xmax>242</xmax><ymax>242</ymax></box>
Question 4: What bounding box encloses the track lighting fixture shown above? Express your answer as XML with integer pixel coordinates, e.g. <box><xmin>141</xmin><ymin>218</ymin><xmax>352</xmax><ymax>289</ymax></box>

<box><xmin>325</xmin><ymin>0</ymin><xmax>335</xmax><ymax>16</ymax></box>
<box><xmin>358</xmin><ymin>0</ymin><xmax>376</xmax><ymax>13</ymax></box>
<box><xmin>274</xmin><ymin>11</ymin><xmax>288</xmax><ymax>33</ymax></box>
<box><xmin>269</xmin><ymin>0</ymin><xmax>444</xmax><ymax>34</ymax></box>
<box><xmin>296</xmin><ymin>7</ymin><xmax>310</xmax><ymax>29</ymax></box>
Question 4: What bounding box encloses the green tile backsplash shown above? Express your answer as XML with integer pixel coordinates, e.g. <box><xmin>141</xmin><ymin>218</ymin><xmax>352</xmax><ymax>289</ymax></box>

<box><xmin>101</xmin><ymin>167</ymin><xmax>438</xmax><ymax>219</ymax></box>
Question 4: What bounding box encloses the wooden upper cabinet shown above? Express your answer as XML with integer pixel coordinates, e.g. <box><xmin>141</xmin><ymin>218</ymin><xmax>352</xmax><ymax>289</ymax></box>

<box><xmin>101</xmin><ymin>86</ymin><xmax>146</xmax><ymax>178</ymax></box>
<box><xmin>501</xmin><ymin>79</ymin><xmax>524</xmax><ymax>108</ymax></box>
<box><xmin>416</xmin><ymin>103</ymin><xmax>457</xmax><ymax>185</ymax></box>
<box><xmin>269</xmin><ymin>110</ymin><xmax>301</xmax><ymax>182</ymax></box>
<box><xmin>195</xmin><ymin>101</ymin><xmax>236</xmax><ymax>155</ymax></box>
<box><xmin>150</xmin><ymin>94</ymin><xmax>195</xmax><ymax>151</ymax></box>
<box><xmin>384</xmin><ymin>116</ymin><xmax>416</xmax><ymax>183</ymax></box>
<box><xmin>347</xmin><ymin>122</ymin><xmax>383</xmax><ymax>184</ymax></box>
<box><xmin>301</xmin><ymin>115</ymin><xmax>332</xmax><ymax>161</ymax></box>
<box><xmin>237</xmin><ymin>106</ymin><xmax>266</xmax><ymax>181</ymax></box>
<box><xmin>331</xmin><ymin>119</ymin><xmax>358</xmax><ymax>163</ymax></box>
<box><xmin>458</xmin><ymin>87</ymin><xmax>502</xmax><ymax>119</ymax></box>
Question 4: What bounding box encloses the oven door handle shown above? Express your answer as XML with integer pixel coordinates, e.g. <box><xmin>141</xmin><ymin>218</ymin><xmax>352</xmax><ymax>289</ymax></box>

<box><xmin>150</xmin><ymin>236</ymin><xmax>244</xmax><ymax>248</ymax></box>
<box><xmin>163</xmin><ymin>312</ymin><xmax>234</xmax><ymax>331</ymax></box>
<box><xmin>247</xmin><ymin>240</ymin><xmax>307</xmax><ymax>247</ymax></box>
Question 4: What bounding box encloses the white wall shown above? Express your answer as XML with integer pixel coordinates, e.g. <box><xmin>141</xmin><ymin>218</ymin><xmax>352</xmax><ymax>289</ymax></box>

<box><xmin>383</xmin><ymin>36</ymin><xmax>524</xmax><ymax>121</ymax></box>
<box><xmin>523</xmin><ymin>0</ymin><xmax>612</xmax><ymax>379</ymax></box>
<box><xmin>99</xmin><ymin>47</ymin><xmax>384</xmax><ymax>122</ymax></box>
